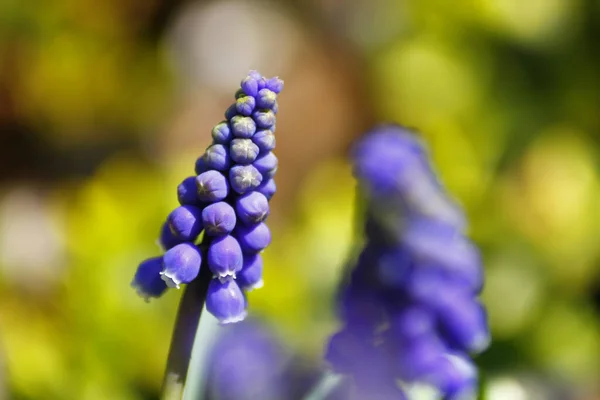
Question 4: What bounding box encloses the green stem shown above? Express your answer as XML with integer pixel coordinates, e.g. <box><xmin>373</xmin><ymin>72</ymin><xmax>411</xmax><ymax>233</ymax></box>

<box><xmin>182</xmin><ymin>307</ymin><xmax>220</xmax><ymax>399</ymax></box>
<box><xmin>160</xmin><ymin>259</ymin><xmax>212</xmax><ymax>400</ymax></box>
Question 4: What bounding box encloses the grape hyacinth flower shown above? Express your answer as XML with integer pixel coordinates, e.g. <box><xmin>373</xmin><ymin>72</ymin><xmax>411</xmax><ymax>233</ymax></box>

<box><xmin>130</xmin><ymin>70</ymin><xmax>283</xmax><ymax>325</ymax></box>
<box><xmin>206</xmin><ymin>320</ymin><xmax>290</xmax><ymax>400</ymax></box>
<box><xmin>325</xmin><ymin>125</ymin><xmax>489</xmax><ymax>399</ymax></box>
<box><xmin>131</xmin><ymin>257</ymin><xmax>168</xmax><ymax>301</ymax></box>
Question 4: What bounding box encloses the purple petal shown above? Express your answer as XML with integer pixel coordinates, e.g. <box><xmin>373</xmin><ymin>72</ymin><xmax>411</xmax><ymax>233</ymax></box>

<box><xmin>235</xmin><ymin>222</ymin><xmax>271</xmax><ymax>253</ymax></box>
<box><xmin>229</xmin><ymin>165</ymin><xmax>263</xmax><ymax>194</ymax></box>
<box><xmin>252</xmin><ymin>152</ymin><xmax>278</xmax><ymax>179</ymax></box>
<box><xmin>235</xmin><ymin>191</ymin><xmax>269</xmax><ymax>225</ymax></box>
<box><xmin>167</xmin><ymin>205</ymin><xmax>203</xmax><ymax>241</ymax></box>
<box><xmin>203</xmin><ymin>144</ymin><xmax>231</xmax><ymax>171</ymax></box>
<box><xmin>252</xmin><ymin>110</ymin><xmax>275</xmax><ymax>129</ymax></box>
<box><xmin>131</xmin><ymin>257</ymin><xmax>168</xmax><ymax>300</ymax></box>
<box><xmin>231</xmin><ymin>116</ymin><xmax>257</xmax><ymax>139</ymax></box>
<box><xmin>207</xmin><ymin>235</ymin><xmax>243</xmax><ymax>278</ymax></box>
<box><xmin>236</xmin><ymin>96</ymin><xmax>256</xmax><ymax>116</ymax></box>
<box><xmin>230</xmin><ymin>138</ymin><xmax>260</xmax><ymax>165</ymax></box>
<box><xmin>256</xmin><ymin>178</ymin><xmax>276</xmax><ymax>200</ymax></box>
<box><xmin>202</xmin><ymin>202</ymin><xmax>237</xmax><ymax>236</ymax></box>
<box><xmin>196</xmin><ymin>170</ymin><xmax>229</xmax><ymax>202</ymax></box>
<box><xmin>236</xmin><ymin>253</ymin><xmax>263</xmax><ymax>290</ymax></box>
<box><xmin>211</xmin><ymin>121</ymin><xmax>232</xmax><ymax>144</ymax></box>
<box><xmin>252</xmin><ymin>129</ymin><xmax>276</xmax><ymax>152</ymax></box>
<box><xmin>177</xmin><ymin>176</ymin><xmax>200</xmax><ymax>206</ymax></box>
<box><xmin>161</xmin><ymin>243</ymin><xmax>202</xmax><ymax>288</ymax></box>
<box><xmin>255</xmin><ymin>88</ymin><xmax>277</xmax><ymax>109</ymax></box>
<box><xmin>206</xmin><ymin>278</ymin><xmax>247</xmax><ymax>324</ymax></box>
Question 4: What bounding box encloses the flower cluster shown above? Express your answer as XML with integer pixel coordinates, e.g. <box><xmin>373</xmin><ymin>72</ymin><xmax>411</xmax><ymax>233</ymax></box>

<box><xmin>326</xmin><ymin>125</ymin><xmax>489</xmax><ymax>399</ymax></box>
<box><xmin>131</xmin><ymin>71</ymin><xmax>282</xmax><ymax>323</ymax></box>
<box><xmin>207</xmin><ymin>320</ymin><xmax>289</xmax><ymax>400</ymax></box>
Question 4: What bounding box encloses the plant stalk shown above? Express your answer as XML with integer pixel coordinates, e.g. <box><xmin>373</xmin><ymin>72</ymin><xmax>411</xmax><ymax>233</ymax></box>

<box><xmin>160</xmin><ymin>256</ymin><xmax>212</xmax><ymax>400</ymax></box>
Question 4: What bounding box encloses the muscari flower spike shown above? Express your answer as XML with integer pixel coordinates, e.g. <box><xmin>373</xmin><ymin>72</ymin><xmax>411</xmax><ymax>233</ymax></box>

<box><xmin>207</xmin><ymin>320</ymin><xmax>289</xmax><ymax>400</ymax></box>
<box><xmin>131</xmin><ymin>70</ymin><xmax>283</xmax><ymax>323</ymax></box>
<box><xmin>325</xmin><ymin>124</ymin><xmax>490</xmax><ymax>399</ymax></box>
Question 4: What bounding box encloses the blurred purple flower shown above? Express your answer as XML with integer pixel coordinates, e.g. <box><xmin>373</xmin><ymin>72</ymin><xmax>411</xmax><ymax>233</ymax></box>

<box><xmin>326</xmin><ymin>125</ymin><xmax>489</xmax><ymax>398</ymax></box>
<box><xmin>207</xmin><ymin>320</ymin><xmax>289</xmax><ymax>400</ymax></box>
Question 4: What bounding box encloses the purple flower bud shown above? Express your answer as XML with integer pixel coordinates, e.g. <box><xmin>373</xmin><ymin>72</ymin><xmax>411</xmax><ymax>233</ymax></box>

<box><xmin>376</xmin><ymin>245</ymin><xmax>412</xmax><ymax>287</ymax></box>
<box><xmin>405</xmin><ymin>266</ymin><xmax>451</xmax><ymax>306</ymax></box>
<box><xmin>196</xmin><ymin>170</ymin><xmax>229</xmax><ymax>202</ymax></box>
<box><xmin>230</xmin><ymin>139</ymin><xmax>260</xmax><ymax>164</ymax></box>
<box><xmin>252</xmin><ymin>129</ymin><xmax>276</xmax><ymax>152</ymax></box>
<box><xmin>203</xmin><ymin>144</ymin><xmax>231</xmax><ymax>171</ymax></box>
<box><xmin>167</xmin><ymin>205</ymin><xmax>203</xmax><ymax>241</ymax></box>
<box><xmin>428</xmin><ymin>354</ymin><xmax>477</xmax><ymax>400</ymax></box>
<box><xmin>177</xmin><ymin>176</ymin><xmax>199</xmax><ymax>206</ymax></box>
<box><xmin>395</xmin><ymin>335</ymin><xmax>446</xmax><ymax>381</ymax></box>
<box><xmin>229</xmin><ymin>165</ymin><xmax>263</xmax><ymax>194</ymax></box>
<box><xmin>326</xmin><ymin>329</ymin><xmax>382</xmax><ymax>377</ymax></box>
<box><xmin>159</xmin><ymin>221</ymin><xmax>183</xmax><ymax>250</ymax></box>
<box><xmin>207</xmin><ymin>235</ymin><xmax>243</xmax><ymax>278</ymax></box>
<box><xmin>252</xmin><ymin>110</ymin><xmax>275</xmax><ymax>129</ymax></box>
<box><xmin>325</xmin><ymin>124</ymin><xmax>487</xmax><ymax>397</ymax></box>
<box><xmin>256</xmin><ymin>178</ymin><xmax>276</xmax><ymax>200</ymax></box>
<box><xmin>131</xmin><ymin>257</ymin><xmax>168</xmax><ymax>301</ymax></box>
<box><xmin>272</xmin><ymin>103</ymin><xmax>279</xmax><ymax>114</ymax></box>
<box><xmin>257</xmin><ymin>77</ymin><xmax>267</xmax><ymax>90</ymax></box>
<box><xmin>241</xmin><ymin>75</ymin><xmax>259</xmax><ymax>97</ymax></box>
<box><xmin>231</xmin><ymin>115</ymin><xmax>257</xmax><ymax>138</ymax></box>
<box><xmin>235</xmin><ymin>222</ymin><xmax>271</xmax><ymax>253</ymax></box>
<box><xmin>256</xmin><ymin>89</ymin><xmax>277</xmax><ymax>109</ymax></box>
<box><xmin>235</xmin><ymin>191</ymin><xmax>269</xmax><ymax>224</ymax></box>
<box><xmin>236</xmin><ymin>253</ymin><xmax>263</xmax><ymax>290</ymax></box>
<box><xmin>352</xmin><ymin>126</ymin><xmax>427</xmax><ymax>196</ymax></box>
<box><xmin>212</xmin><ymin>121</ymin><xmax>232</xmax><ymax>144</ymax></box>
<box><xmin>245</xmin><ymin>71</ymin><xmax>268</xmax><ymax>91</ymax></box>
<box><xmin>202</xmin><ymin>201</ymin><xmax>237</xmax><ymax>236</ymax></box>
<box><xmin>406</xmin><ymin>267</ymin><xmax>476</xmax><ymax>310</ymax></box>
<box><xmin>353</xmin><ymin>125</ymin><xmax>466</xmax><ymax>229</ymax></box>
<box><xmin>265</xmin><ymin>77</ymin><xmax>284</xmax><ymax>94</ymax></box>
<box><xmin>339</xmin><ymin>285</ymin><xmax>385</xmax><ymax>335</ymax></box>
<box><xmin>161</xmin><ymin>243</ymin><xmax>202</xmax><ymax>288</ymax></box>
<box><xmin>236</xmin><ymin>96</ymin><xmax>256</xmax><ymax>116</ymax></box>
<box><xmin>252</xmin><ymin>152</ymin><xmax>278</xmax><ymax>178</ymax></box>
<box><xmin>325</xmin><ymin>329</ymin><xmax>362</xmax><ymax>374</ymax></box>
<box><xmin>206</xmin><ymin>278</ymin><xmax>247</xmax><ymax>324</ymax></box>
<box><xmin>208</xmin><ymin>321</ymin><xmax>288</xmax><ymax>400</ymax></box>
<box><xmin>195</xmin><ymin>155</ymin><xmax>208</xmax><ymax>175</ymax></box>
<box><xmin>402</xmin><ymin>219</ymin><xmax>482</xmax><ymax>292</ymax></box>
<box><xmin>224</xmin><ymin>103</ymin><xmax>237</xmax><ymax>120</ymax></box>
<box><xmin>436</xmin><ymin>296</ymin><xmax>490</xmax><ymax>354</ymax></box>
<box><xmin>390</xmin><ymin>306</ymin><xmax>435</xmax><ymax>340</ymax></box>
<box><xmin>247</xmin><ymin>70</ymin><xmax>262</xmax><ymax>80</ymax></box>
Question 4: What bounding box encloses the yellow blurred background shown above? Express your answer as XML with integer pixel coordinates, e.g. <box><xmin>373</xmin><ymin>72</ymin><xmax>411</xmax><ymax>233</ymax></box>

<box><xmin>1</xmin><ymin>0</ymin><xmax>599</xmax><ymax>399</ymax></box>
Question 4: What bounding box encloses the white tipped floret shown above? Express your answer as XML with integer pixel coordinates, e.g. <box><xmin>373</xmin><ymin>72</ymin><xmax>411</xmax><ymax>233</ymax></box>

<box><xmin>160</xmin><ymin>271</ymin><xmax>181</xmax><ymax>289</ymax></box>
<box><xmin>216</xmin><ymin>272</ymin><xmax>236</xmax><ymax>282</ymax></box>
<box><xmin>218</xmin><ymin>311</ymin><xmax>248</xmax><ymax>325</ymax></box>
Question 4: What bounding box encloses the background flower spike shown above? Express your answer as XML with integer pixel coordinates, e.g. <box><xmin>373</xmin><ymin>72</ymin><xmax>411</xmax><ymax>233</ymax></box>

<box><xmin>325</xmin><ymin>124</ymin><xmax>489</xmax><ymax>399</ymax></box>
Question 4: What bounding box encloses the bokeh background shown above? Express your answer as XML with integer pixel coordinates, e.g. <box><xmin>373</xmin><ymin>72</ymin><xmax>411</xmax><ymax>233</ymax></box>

<box><xmin>1</xmin><ymin>0</ymin><xmax>600</xmax><ymax>399</ymax></box>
